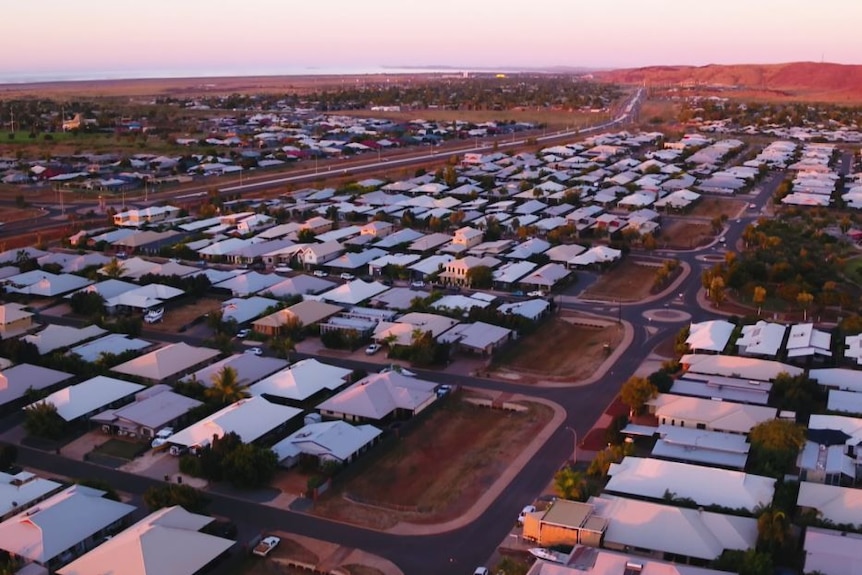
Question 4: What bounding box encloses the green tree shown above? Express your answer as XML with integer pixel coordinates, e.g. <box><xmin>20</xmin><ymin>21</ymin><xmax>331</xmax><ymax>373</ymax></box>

<box><xmin>76</xmin><ymin>478</ymin><xmax>120</xmax><ymax>501</ymax></box>
<box><xmin>102</xmin><ymin>257</ymin><xmax>126</xmax><ymax>278</ymax></box>
<box><xmin>756</xmin><ymin>507</ymin><xmax>791</xmax><ymax>555</ymax></box>
<box><xmin>554</xmin><ymin>467</ymin><xmax>592</xmax><ymax>501</ymax></box>
<box><xmin>69</xmin><ymin>291</ymin><xmax>107</xmax><ymax>316</ymax></box>
<box><xmin>466</xmin><ymin>265</ymin><xmax>493</xmax><ymax>289</ymax></box>
<box><xmin>297</xmin><ymin>228</ymin><xmax>316</xmax><ymax>243</ymax></box>
<box><xmin>708</xmin><ymin>276</ymin><xmax>726</xmax><ymax>307</ymax></box>
<box><xmin>270</xmin><ymin>336</ymin><xmax>296</xmax><ymax>361</ymax></box>
<box><xmin>748</xmin><ymin>419</ymin><xmax>805</xmax><ymax>477</ymax></box>
<box><xmin>714</xmin><ymin>549</ymin><xmax>774</xmax><ymax>575</ymax></box>
<box><xmin>620</xmin><ymin>376</ymin><xmax>658</xmax><ymax>415</ymax></box>
<box><xmin>797</xmin><ymin>290</ymin><xmax>814</xmax><ymax>321</ymax></box>
<box><xmin>753</xmin><ymin>285</ymin><xmax>767</xmax><ymax>316</ymax></box>
<box><xmin>587</xmin><ymin>442</ymin><xmax>634</xmax><ymax>478</ymax></box>
<box><xmin>143</xmin><ymin>484</ymin><xmax>210</xmax><ymax>514</ymax></box>
<box><xmin>205</xmin><ymin>366</ymin><xmax>248</xmax><ymax>405</ymax></box>
<box><xmin>23</xmin><ymin>402</ymin><xmax>65</xmax><ymax>440</ymax></box>
<box><xmin>494</xmin><ymin>557</ymin><xmax>531</xmax><ymax>575</ymax></box>
<box><xmin>221</xmin><ymin>444</ymin><xmax>278</xmax><ymax>489</ymax></box>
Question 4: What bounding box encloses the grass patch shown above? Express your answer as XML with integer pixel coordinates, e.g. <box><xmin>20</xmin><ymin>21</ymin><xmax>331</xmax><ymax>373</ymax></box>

<box><xmin>689</xmin><ymin>197</ymin><xmax>748</xmax><ymax>220</ymax></box>
<box><xmin>91</xmin><ymin>438</ymin><xmax>148</xmax><ymax>461</ymax></box>
<box><xmin>312</xmin><ymin>397</ymin><xmax>553</xmax><ymax>528</ymax></box>
<box><xmin>660</xmin><ymin>221</ymin><xmax>714</xmax><ymax>249</ymax></box>
<box><xmin>583</xmin><ymin>259</ymin><xmax>662</xmax><ymax>301</ymax></box>
<box><xmin>504</xmin><ymin>317</ymin><xmax>623</xmax><ymax>379</ymax></box>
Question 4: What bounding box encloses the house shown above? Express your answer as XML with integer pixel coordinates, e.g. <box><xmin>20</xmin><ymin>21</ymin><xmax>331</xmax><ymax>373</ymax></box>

<box><xmin>524</xmin><ymin>546</ymin><xmax>731</xmax><ymax>575</ymax></box>
<box><xmin>111</xmin><ymin>343</ymin><xmax>221</xmax><ymax>383</ymax></box>
<box><xmin>605</xmin><ymin>456</ymin><xmax>774</xmax><ymax>511</ymax></box>
<box><xmin>803</xmin><ymin>527</ymin><xmax>862</xmax><ymax>575</ymax></box>
<box><xmin>57</xmin><ymin>506</ymin><xmax>234</xmax><ymax>575</ymax></box>
<box><xmin>670</xmin><ymin>373</ymin><xmax>772</xmax><ymax>405</ymax></box>
<box><xmin>70</xmin><ymin>333</ymin><xmax>152</xmax><ymax>362</ymax></box>
<box><xmin>373</xmin><ymin>312</ymin><xmax>460</xmax><ymax>347</ymax></box>
<box><xmin>797</xmin><ymin>482</ymin><xmax>862</xmax><ymax>528</ymax></box>
<box><xmin>91</xmin><ymin>386</ymin><xmax>202</xmax><ymax>439</ymax></box>
<box><xmin>439</xmin><ymin>256</ymin><xmax>500</xmax><ymax>286</ymax></box>
<box><xmin>647</xmin><ymin>394</ymin><xmax>777</xmax><ymax>434</ymax></box>
<box><xmin>0</xmin><ymin>303</ymin><xmax>34</xmax><ymax>335</ymax></box>
<box><xmin>798</xmin><ymin>414</ymin><xmax>862</xmax><ymax>485</ymax></box>
<box><xmin>737</xmin><ymin>321</ymin><xmax>786</xmax><ymax>358</ymax></box>
<box><xmin>184</xmin><ymin>354</ymin><xmax>288</xmax><ymax>389</ymax></box>
<box><xmin>300</xmin><ymin>241</ymin><xmax>344</xmax><ymax>267</ymax></box>
<box><xmin>166</xmin><ymin>396</ymin><xmax>302</xmax><ymax>450</ymax></box>
<box><xmin>252</xmin><ymin>300</ymin><xmax>343</xmax><ymax>337</ymax></box>
<box><xmin>521</xmin><ymin>499</ymin><xmax>607</xmax><ymax>548</ymax></box>
<box><xmin>649</xmin><ymin>424</ymin><xmax>751</xmax><ymax>470</ymax></box>
<box><xmin>360</xmin><ymin>221</ymin><xmax>393</xmax><ymax>238</ymax></box>
<box><xmin>249</xmin><ymin>359</ymin><xmax>352</xmax><ymax>404</ymax></box>
<box><xmin>316</xmin><ymin>371</ymin><xmax>437</xmax><ymax>423</ymax></box>
<box><xmin>220</xmin><ymin>296</ymin><xmax>278</xmax><ymax>324</ymax></box>
<box><xmin>271</xmin><ymin>420</ymin><xmax>382</xmax><ymax>468</ymax></box>
<box><xmin>319</xmin><ymin>279</ymin><xmax>389</xmax><ymax>305</ymax></box>
<box><xmin>492</xmin><ymin>261</ymin><xmax>537</xmax><ymax>288</ymax></box>
<box><xmin>0</xmin><ymin>471</ymin><xmax>64</xmax><ymax>522</ymax></box>
<box><xmin>685</xmin><ymin>320</ymin><xmax>735</xmax><ymax>354</ymax></box>
<box><xmin>519</xmin><ymin>263</ymin><xmax>571</xmax><ymax>289</ymax></box>
<box><xmin>112</xmin><ymin>205</ymin><xmax>180</xmax><ymax>227</ymax></box>
<box><xmin>3</xmin><ymin>270</ymin><xmax>92</xmax><ymax>297</ymax></box>
<box><xmin>26</xmin><ymin>376</ymin><xmax>145</xmax><ymax>423</ymax></box>
<box><xmin>568</xmin><ymin>246</ymin><xmax>621</xmax><ymax>268</ymax></box>
<box><xmin>0</xmin><ymin>484</ymin><xmax>135</xmax><ymax>571</ymax></box>
<box><xmin>786</xmin><ymin>323</ymin><xmax>832</xmax><ymax>359</ymax></box>
<box><xmin>588</xmin><ymin>494</ymin><xmax>759</xmax><ymax>563</ymax></box>
<box><xmin>0</xmin><ymin>364</ymin><xmax>74</xmax><ymax>410</ymax></box>
<box><xmin>23</xmin><ymin>324</ymin><xmax>107</xmax><ymax>355</ymax></box>
<box><xmin>497</xmin><ymin>299</ymin><xmax>550</xmax><ymax>321</ymax></box>
<box><xmin>214</xmin><ymin>273</ymin><xmax>283</xmax><ymax>297</ymax></box>
<box><xmin>439</xmin><ymin>321</ymin><xmax>512</xmax><ymax>355</ymax></box>
<box><xmin>266</xmin><ymin>274</ymin><xmax>335</xmax><ymax>297</ymax></box>
<box><xmin>680</xmin><ymin>354</ymin><xmax>803</xmax><ymax>380</ymax></box>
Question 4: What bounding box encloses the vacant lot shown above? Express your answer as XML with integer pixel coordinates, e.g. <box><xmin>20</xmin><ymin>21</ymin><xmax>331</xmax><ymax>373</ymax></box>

<box><xmin>503</xmin><ymin>317</ymin><xmax>623</xmax><ymax>380</ymax></box>
<box><xmin>311</xmin><ymin>397</ymin><xmax>553</xmax><ymax>529</ymax></box>
<box><xmin>690</xmin><ymin>197</ymin><xmax>748</xmax><ymax>220</ymax></box>
<box><xmin>583</xmin><ymin>259</ymin><xmax>661</xmax><ymax>301</ymax></box>
<box><xmin>145</xmin><ymin>297</ymin><xmax>222</xmax><ymax>333</ymax></box>
<box><xmin>0</xmin><ymin>206</ymin><xmax>44</xmax><ymax>224</ymax></box>
<box><xmin>661</xmin><ymin>220</ymin><xmax>714</xmax><ymax>249</ymax></box>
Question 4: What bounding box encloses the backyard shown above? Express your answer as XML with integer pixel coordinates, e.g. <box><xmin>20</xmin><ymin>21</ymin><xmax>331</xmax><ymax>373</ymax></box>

<box><xmin>310</xmin><ymin>397</ymin><xmax>554</xmax><ymax>529</ymax></box>
<box><xmin>500</xmin><ymin>316</ymin><xmax>623</xmax><ymax>381</ymax></box>
<box><xmin>582</xmin><ymin>259</ymin><xmax>663</xmax><ymax>301</ymax></box>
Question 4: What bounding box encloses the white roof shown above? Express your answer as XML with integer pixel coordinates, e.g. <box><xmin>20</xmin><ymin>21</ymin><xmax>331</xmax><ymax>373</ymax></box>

<box><xmin>497</xmin><ymin>299</ymin><xmax>550</xmax><ymax>320</ymax></box>
<box><xmin>438</xmin><ymin>321</ymin><xmax>512</xmax><ymax>351</ymax></box>
<box><xmin>569</xmin><ymin>246</ymin><xmax>621</xmax><ymax>266</ymax></box>
<box><xmin>492</xmin><ymin>261</ymin><xmax>537</xmax><ymax>284</ymax></box>
<box><xmin>29</xmin><ymin>376</ymin><xmax>144</xmax><ymax>422</ymax></box>
<box><xmin>590</xmin><ymin>495</ymin><xmax>758</xmax><ymax>561</ymax></box>
<box><xmin>431</xmin><ymin>294</ymin><xmax>491</xmax><ymax>312</ymax></box>
<box><xmin>408</xmin><ymin>254</ymin><xmax>454</xmax><ymax>275</ymax></box>
<box><xmin>648</xmin><ymin>394</ymin><xmax>777</xmax><ymax>434</ymax></box>
<box><xmin>0</xmin><ymin>364</ymin><xmax>73</xmax><ymax>408</ymax></box>
<box><xmin>373</xmin><ymin>312</ymin><xmax>460</xmax><ymax>346</ymax></box>
<box><xmin>681</xmin><ymin>354</ymin><xmax>803</xmax><ymax>380</ymax></box>
<box><xmin>808</xmin><ymin>414</ymin><xmax>862</xmax><ymax>446</ymax></box>
<box><xmin>530</xmin><ymin>546</ymin><xmax>731</xmax><ymax>575</ymax></box>
<box><xmin>0</xmin><ymin>302</ymin><xmax>33</xmax><ymax>325</ymax></box>
<box><xmin>112</xmin><ymin>343</ymin><xmax>220</xmax><ymax>382</ymax></box>
<box><xmin>520</xmin><ymin>263</ymin><xmax>570</xmax><ymax>286</ymax></box>
<box><xmin>167</xmin><ymin>396</ymin><xmax>301</xmax><ymax>448</ymax></box>
<box><xmin>266</xmin><ymin>275</ymin><xmax>335</xmax><ymax>297</ymax></box>
<box><xmin>70</xmin><ymin>333</ymin><xmax>151</xmax><ymax>363</ymax></box>
<box><xmin>786</xmin><ymin>323</ymin><xmax>832</xmax><ymax>357</ymax></box>
<box><xmin>804</xmin><ymin>527</ymin><xmax>862</xmax><ymax>575</ymax></box>
<box><xmin>317</xmin><ymin>371</ymin><xmax>437</xmax><ymax>420</ymax></box>
<box><xmin>798</xmin><ymin>442</ymin><xmax>856</xmax><ymax>479</ymax></box>
<box><xmin>0</xmin><ymin>471</ymin><xmax>63</xmax><ymax>521</ymax></box>
<box><xmin>272</xmin><ymin>420</ymin><xmax>382</xmax><ymax>464</ymax></box>
<box><xmin>215</xmin><ymin>272</ymin><xmax>282</xmax><ymax>296</ymax></box>
<box><xmin>57</xmin><ymin>506</ymin><xmax>233</xmax><ymax>575</ymax></box>
<box><xmin>671</xmin><ymin>374</ymin><xmax>771</xmax><ymax>405</ymax></box>
<box><xmin>0</xmin><ymin>485</ymin><xmax>135</xmax><ymax>563</ymax></box>
<box><xmin>21</xmin><ymin>324</ymin><xmax>107</xmax><ymax>354</ymax></box>
<box><xmin>319</xmin><ymin>279</ymin><xmax>389</xmax><ymax>305</ymax></box>
<box><xmin>249</xmin><ymin>358</ymin><xmax>351</xmax><ymax>401</ymax></box>
<box><xmin>184</xmin><ymin>354</ymin><xmax>288</xmax><ymax>388</ymax></box>
<box><xmin>797</xmin><ymin>482</ymin><xmax>862</xmax><ymax>527</ymax></box>
<box><xmin>221</xmin><ymin>296</ymin><xmax>278</xmax><ymax>324</ymax></box>
<box><xmin>827</xmin><ymin>389</ymin><xmax>862</xmax><ymax>415</ymax></box>
<box><xmin>106</xmin><ymin>389</ymin><xmax>202</xmax><ymax>429</ymax></box>
<box><xmin>651</xmin><ymin>425</ymin><xmax>750</xmax><ymax>469</ymax></box>
<box><xmin>605</xmin><ymin>457</ymin><xmax>774</xmax><ymax>511</ymax></box>
<box><xmin>737</xmin><ymin>321</ymin><xmax>786</xmax><ymax>357</ymax></box>
<box><xmin>4</xmin><ymin>270</ymin><xmax>92</xmax><ymax>297</ymax></box>
<box><xmin>544</xmin><ymin>244</ymin><xmax>587</xmax><ymax>263</ymax></box>
<box><xmin>810</xmin><ymin>368</ymin><xmax>862</xmax><ymax>392</ymax></box>
<box><xmin>685</xmin><ymin>320</ymin><xmax>735</xmax><ymax>353</ymax></box>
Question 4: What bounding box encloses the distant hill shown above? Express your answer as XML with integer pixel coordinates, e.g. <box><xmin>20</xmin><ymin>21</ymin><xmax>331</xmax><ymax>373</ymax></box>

<box><xmin>596</xmin><ymin>62</ymin><xmax>862</xmax><ymax>102</ymax></box>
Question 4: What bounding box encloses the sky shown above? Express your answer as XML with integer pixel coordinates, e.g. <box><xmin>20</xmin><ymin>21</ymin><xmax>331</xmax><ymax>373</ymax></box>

<box><xmin>2</xmin><ymin>0</ymin><xmax>860</xmax><ymax>81</ymax></box>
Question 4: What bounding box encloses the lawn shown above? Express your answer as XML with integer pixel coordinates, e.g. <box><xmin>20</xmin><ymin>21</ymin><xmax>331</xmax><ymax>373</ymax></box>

<box><xmin>660</xmin><ymin>220</ymin><xmax>714</xmax><ymax>249</ymax></box>
<box><xmin>91</xmin><ymin>438</ymin><xmax>147</xmax><ymax>461</ymax></box>
<box><xmin>503</xmin><ymin>317</ymin><xmax>623</xmax><ymax>380</ymax></box>
<box><xmin>311</xmin><ymin>397</ymin><xmax>553</xmax><ymax>529</ymax></box>
<box><xmin>582</xmin><ymin>259</ymin><xmax>662</xmax><ymax>302</ymax></box>
<box><xmin>689</xmin><ymin>197</ymin><xmax>748</xmax><ymax>220</ymax></box>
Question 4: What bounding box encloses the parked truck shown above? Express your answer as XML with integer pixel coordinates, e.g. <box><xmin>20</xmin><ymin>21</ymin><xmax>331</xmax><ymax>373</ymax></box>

<box><xmin>252</xmin><ymin>536</ymin><xmax>280</xmax><ymax>557</ymax></box>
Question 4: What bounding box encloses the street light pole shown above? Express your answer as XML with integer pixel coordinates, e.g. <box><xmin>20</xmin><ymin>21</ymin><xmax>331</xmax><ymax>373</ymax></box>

<box><xmin>566</xmin><ymin>427</ymin><xmax>578</xmax><ymax>465</ymax></box>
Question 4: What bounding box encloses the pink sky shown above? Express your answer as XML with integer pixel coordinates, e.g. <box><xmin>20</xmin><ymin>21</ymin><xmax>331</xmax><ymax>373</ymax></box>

<box><xmin>3</xmin><ymin>0</ymin><xmax>859</xmax><ymax>79</ymax></box>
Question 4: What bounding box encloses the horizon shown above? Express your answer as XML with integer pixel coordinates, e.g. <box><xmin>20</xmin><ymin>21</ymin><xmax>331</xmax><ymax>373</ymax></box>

<box><xmin>2</xmin><ymin>0</ymin><xmax>860</xmax><ymax>84</ymax></box>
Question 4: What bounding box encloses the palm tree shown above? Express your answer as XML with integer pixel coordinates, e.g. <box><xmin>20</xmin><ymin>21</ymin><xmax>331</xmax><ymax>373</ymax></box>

<box><xmin>205</xmin><ymin>366</ymin><xmax>248</xmax><ymax>405</ymax></box>
<box><xmin>756</xmin><ymin>507</ymin><xmax>789</xmax><ymax>553</ymax></box>
<box><xmin>102</xmin><ymin>257</ymin><xmax>126</xmax><ymax>279</ymax></box>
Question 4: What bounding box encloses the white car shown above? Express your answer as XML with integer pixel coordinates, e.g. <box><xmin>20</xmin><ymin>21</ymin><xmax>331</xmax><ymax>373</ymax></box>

<box><xmin>365</xmin><ymin>343</ymin><xmax>382</xmax><ymax>355</ymax></box>
<box><xmin>518</xmin><ymin>504</ymin><xmax>537</xmax><ymax>524</ymax></box>
<box><xmin>245</xmin><ymin>347</ymin><xmax>263</xmax><ymax>356</ymax></box>
<box><xmin>340</xmin><ymin>273</ymin><xmax>355</xmax><ymax>280</ymax></box>
<box><xmin>411</xmin><ymin>280</ymin><xmax>425</xmax><ymax>288</ymax></box>
<box><xmin>236</xmin><ymin>328</ymin><xmax>251</xmax><ymax>339</ymax></box>
<box><xmin>527</xmin><ymin>290</ymin><xmax>546</xmax><ymax>297</ymax></box>
<box><xmin>253</xmin><ymin>536</ymin><xmax>281</xmax><ymax>557</ymax></box>
<box><xmin>151</xmin><ymin>427</ymin><xmax>174</xmax><ymax>449</ymax></box>
<box><xmin>473</xmin><ymin>568</ymin><xmax>489</xmax><ymax>575</ymax></box>
<box><xmin>313</xmin><ymin>270</ymin><xmax>328</xmax><ymax>277</ymax></box>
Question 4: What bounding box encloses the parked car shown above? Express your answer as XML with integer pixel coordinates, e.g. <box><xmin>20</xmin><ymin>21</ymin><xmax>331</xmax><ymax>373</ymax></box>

<box><xmin>252</xmin><ymin>536</ymin><xmax>281</xmax><ymax>557</ymax></box>
<box><xmin>313</xmin><ymin>270</ymin><xmax>328</xmax><ymax>277</ymax></box>
<box><xmin>340</xmin><ymin>273</ymin><xmax>355</xmax><ymax>280</ymax></box>
<box><xmin>236</xmin><ymin>328</ymin><xmax>251</xmax><ymax>339</ymax></box>
<box><xmin>473</xmin><ymin>568</ymin><xmax>489</xmax><ymax>575</ymax></box>
<box><xmin>151</xmin><ymin>427</ymin><xmax>174</xmax><ymax>449</ymax></box>
<box><xmin>518</xmin><ymin>504</ymin><xmax>537</xmax><ymax>524</ymax></box>
<box><xmin>245</xmin><ymin>347</ymin><xmax>263</xmax><ymax>356</ymax></box>
<box><xmin>365</xmin><ymin>343</ymin><xmax>382</xmax><ymax>355</ymax></box>
<box><xmin>527</xmin><ymin>290</ymin><xmax>546</xmax><ymax>297</ymax></box>
<box><xmin>435</xmin><ymin>384</ymin><xmax>452</xmax><ymax>398</ymax></box>
<box><xmin>511</xmin><ymin>290</ymin><xmax>525</xmax><ymax>297</ymax></box>
<box><xmin>411</xmin><ymin>280</ymin><xmax>425</xmax><ymax>288</ymax></box>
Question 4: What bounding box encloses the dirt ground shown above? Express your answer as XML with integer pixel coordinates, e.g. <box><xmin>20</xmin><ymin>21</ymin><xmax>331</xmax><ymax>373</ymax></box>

<box><xmin>660</xmin><ymin>220</ymin><xmax>714</xmax><ymax>249</ymax></box>
<box><xmin>502</xmin><ymin>317</ymin><xmax>623</xmax><ymax>380</ymax></box>
<box><xmin>310</xmin><ymin>398</ymin><xmax>553</xmax><ymax>529</ymax></box>
<box><xmin>582</xmin><ymin>259</ymin><xmax>662</xmax><ymax>302</ymax></box>
<box><xmin>145</xmin><ymin>297</ymin><xmax>222</xmax><ymax>333</ymax></box>
<box><xmin>0</xmin><ymin>207</ymin><xmax>45</xmax><ymax>224</ymax></box>
<box><xmin>689</xmin><ymin>197</ymin><xmax>748</xmax><ymax>220</ymax></box>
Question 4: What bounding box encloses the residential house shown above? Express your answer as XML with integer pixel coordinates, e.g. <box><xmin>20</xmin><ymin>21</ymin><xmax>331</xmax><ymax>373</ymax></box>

<box><xmin>0</xmin><ymin>364</ymin><xmax>74</xmax><ymax>411</ymax></box>
<box><xmin>521</xmin><ymin>499</ymin><xmax>607</xmax><ymax>548</ymax></box>
<box><xmin>647</xmin><ymin>394</ymin><xmax>777</xmax><ymax>435</ymax></box>
<box><xmin>439</xmin><ymin>256</ymin><xmax>500</xmax><ymax>286</ymax></box>
<box><xmin>91</xmin><ymin>386</ymin><xmax>202</xmax><ymax>439</ymax></box>
<box><xmin>685</xmin><ymin>319</ymin><xmax>735</xmax><ymax>354</ymax></box>
<box><xmin>737</xmin><ymin>321</ymin><xmax>787</xmax><ymax>358</ymax></box>
<box><xmin>0</xmin><ymin>303</ymin><xmax>33</xmax><ymax>335</ymax></box>
<box><xmin>803</xmin><ymin>527</ymin><xmax>862</xmax><ymax>575</ymax></box>
<box><xmin>438</xmin><ymin>321</ymin><xmax>512</xmax><ymax>355</ymax></box>
<box><xmin>316</xmin><ymin>371</ymin><xmax>437</xmax><ymax>424</ymax></box>
<box><xmin>111</xmin><ymin>343</ymin><xmax>221</xmax><ymax>383</ymax></box>
<box><xmin>0</xmin><ymin>471</ymin><xmax>64</xmax><ymax>522</ymax></box>
<box><xmin>252</xmin><ymin>300</ymin><xmax>343</xmax><ymax>337</ymax></box>
<box><xmin>249</xmin><ymin>359</ymin><xmax>352</xmax><ymax>405</ymax></box>
<box><xmin>27</xmin><ymin>376</ymin><xmax>145</xmax><ymax>423</ymax></box>
<box><xmin>271</xmin><ymin>420</ymin><xmax>382</xmax><ymax>468</ymax></box>
<box><xmin>300</xmin><ymin>241</ymin><xmax>344</xmax><ymax>268</ymax></box>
